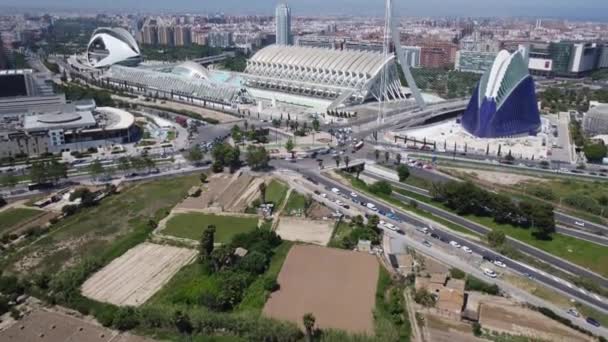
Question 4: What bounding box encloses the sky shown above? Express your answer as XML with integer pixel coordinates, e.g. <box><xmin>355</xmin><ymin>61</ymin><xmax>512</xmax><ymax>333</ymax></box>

<box><xmin>2</xmin><ymin>0</ymin><xmax>608</xmax><ymax>20</ymax></box>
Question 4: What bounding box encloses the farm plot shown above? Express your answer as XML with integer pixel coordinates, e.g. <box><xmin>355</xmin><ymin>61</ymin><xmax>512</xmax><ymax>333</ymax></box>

<box><xmin>263</xmin><ymin>244</ymin><xmax>379</xmax><ymax>334</ymax></box>
<box><xmin>81</xmin><ymin>242</ymin><xmax>196</xmax><ymax>306</ymax></box>
<box><xmin>479</xmin><ymin>301</ymin><xmax>593</xmax><ymax>342</ymax></box>
<box><xmin>275</xmin><ymin>217</ymin><xmax>334</xmax><ymax>246</ymax></box>
<box><xmin>162</xmin><ymin>212</ymin><xmax>259</xmax><ymax>243</ymax></box>
<box><xmin>0</xmin><ymin>208</ymin><xmax>45</xmax><ymax>234</ymax></box>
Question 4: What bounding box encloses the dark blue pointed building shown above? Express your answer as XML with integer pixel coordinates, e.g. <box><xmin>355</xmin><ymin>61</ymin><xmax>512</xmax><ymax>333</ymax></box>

<box><xmin>462</xmin><ymin>50</ymin><xmax>541</xmax><ymax>138</ymax></box>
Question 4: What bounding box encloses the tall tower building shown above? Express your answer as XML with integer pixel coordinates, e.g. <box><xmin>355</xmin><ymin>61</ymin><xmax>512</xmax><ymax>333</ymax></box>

<box><xmin>275</xmin><ymin>3</ymin><xmax>292</xmax><ymax>45</ymax></box>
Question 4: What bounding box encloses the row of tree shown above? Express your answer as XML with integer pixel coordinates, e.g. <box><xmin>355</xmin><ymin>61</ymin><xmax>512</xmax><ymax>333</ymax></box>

<box><xmin>430</xmin><ymin>181</ymin><xmax>556</xmax><ymax>240</ymax></box>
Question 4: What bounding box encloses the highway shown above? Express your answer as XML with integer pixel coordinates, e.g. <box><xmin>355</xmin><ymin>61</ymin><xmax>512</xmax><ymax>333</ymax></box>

<box><xmin>273</xmin><ymin>160</ymin><xmax>608</xmax><ymax>314</ymax></box>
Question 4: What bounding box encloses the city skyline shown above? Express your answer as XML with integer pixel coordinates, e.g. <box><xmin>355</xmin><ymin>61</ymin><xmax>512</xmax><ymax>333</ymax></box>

<box><xmin>1</xmin><ymin>0</ymin><xmax>608</xmax><ymax>21</ymax></box>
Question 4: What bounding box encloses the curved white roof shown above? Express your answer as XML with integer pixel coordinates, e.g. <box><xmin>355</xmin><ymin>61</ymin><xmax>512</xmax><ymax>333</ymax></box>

<box><xmin>248</xmin><ymin>45</ymin><xmax>390</xmax><ymax>77</ymax></box>
<box><xmin>96</xmin><ymin>107</ymin><xmax>135</xmax><ymax>130</ymax></box>
<box><xmin>87</xmin><ymin>27</ymin><xmax>141</xmax><ymax>68</ymax></box>
<box><xmin>171</xmin><ymin>61</ymin><xmax>211</xmax><ymax>80</ymax></box>
<box><xmin>480</xmin><ymin>49</ymin><xmax>530</xmax><ymax>108</ymax></box>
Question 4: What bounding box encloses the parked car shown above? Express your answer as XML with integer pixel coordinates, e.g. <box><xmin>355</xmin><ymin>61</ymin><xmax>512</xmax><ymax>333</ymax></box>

<box><xmin>586</xmin><ymin>317</ymin><xmax>601</xmax><ymax>327</ymax></box>
<box><xmin>461</xmin><ymin>246</ymin><xmax>473</xmax><ymax>253</ymax></box>
<box><xmin>483</xmin><ymin>268</ymin><xmax>497</xmax><ymax>278</ymax></box>
<box><xmin>422</xmin><ymin>240</ymin><xmax>432</xmax><ymax>248</ymax></box>
<box><xmin>566</xmin><ymin>308</ymin><xmax>580</xmax><ymax>318</ymax></box>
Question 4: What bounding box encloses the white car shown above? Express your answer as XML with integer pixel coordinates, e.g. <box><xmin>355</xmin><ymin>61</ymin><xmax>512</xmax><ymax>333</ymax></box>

<box><xmin>567</xmin><ymin>308</ymin><xmax>580</xmax><ymax>318</ymax></box>
<box><xmin>331</xmin><ymin>188</ymin><xmax>341</xmax><ymax>194</ymax></box>
<box><xmin>321</xmin><ymin>193</ymin><xmax>328</xmax><ymax>198</ymax></box>
<box><xmin>461</xmin><ymin>246</ymin><xmax>473</xmax><ymax>253</ymax></box>
<box><xmin>385</xmin><ymin>223</ymin><xmax>396</xmax><ymax>231</ymax></box>
<box><xmin>493</xmin><ymin>260</ymin><xmax>507</xmax><ymax>268</ymax></box>
<box><xmin>483</xmin><ymin>268</ymin><xmax>497</xmax><ymax>278</ymax></box>
<box><xmin>574</xmin><ymin>221</ymin><xmax>585</xmax><ymax>227</ymax></box>
<box><xmin>350</xmin><ymin>192</ymin><xmax>358</xmax><ymax>198</ymax></box>
<box><xmin>449</xmin><ymin>240</ymin><xmax>461</xmax><ymax>248</ymax></box>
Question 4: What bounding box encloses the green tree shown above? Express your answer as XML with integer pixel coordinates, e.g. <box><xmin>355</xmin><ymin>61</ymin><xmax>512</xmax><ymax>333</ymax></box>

<box><xmin>173</xmin><ymin>310</ymin><xmax>193</xmax><ymax>335</ymax></box>
<box><xmin>88</xmin><ymin>159</ymin><xmax>104</xmax><ymax>180</ymax></box>
<box><xmin>312</xmin><ymin>117</ymin><xmax>320</xmax><ymax>131</ymax></box>
<box><xmin>30</xmin><ymin>162</ymin><xmax>47</xmax><ymax>184</ymax></box>
<box><xmin>48</xmin><ymin>160</ymin><xmax>67</xmax><ymax>183</ymax></box>
<box><xmin>413</xmin><ymin>288</ymin><xmax>436</xmax><ymax>307</ymax></box>
<box><xmin>487</xmin><ymin>230</ymin><xmax>506</xmax><ymax>247</ymax></box>
<box><xmin>259</xmin><ymin>182</ymin><xmax>267</xmax><ymax>203</ymax></box>
<box><xmin>200</xmin><ymin>173</ymin><xmax>207</xmax><ymax>183</ymax></box>
<box><xmin>285</xmin><ymin>138</ymin><xmax>295</xmax><ymax>157</ymax></box>
<box><xmin>397</xmin><ymin>165</ymin><xmax>410</xmax><ymax>182</ymax></box>
<box><xmin>210</xmin><ymin>244</ymin><xmax>234</xmax><ymax>272</ymax></box>
<box><xmin>246</xmin><ymin>145</ymin><xmax>270</xmax><ymax>170</ymax></box>
<box><xmin>199</xmin><ymin>225</ymin><xmax>216</xmax><ymax>262</ymax></box>
<box><xmin>231</xmin><ymin>124</ymin><xmax>243</xmax><ymax>144</ymax></box>
<box><xmin>303</xmin><ymin>313</ymin><xmax>316</xmax><ymax>342</ymax></box>
<box><xmin>584</xmin><ymin>143</ymin><xmax>607</xmax><ymax>162</ymax></box>
<box><xmin>370</xmin><ymin>180</ymin><xmax>392</xmax><ymax>196</ymax></box>
<box><xmin>185</xmin><ymin>145</ymin><xmax>204</xmax><ymax>164</ymax></box>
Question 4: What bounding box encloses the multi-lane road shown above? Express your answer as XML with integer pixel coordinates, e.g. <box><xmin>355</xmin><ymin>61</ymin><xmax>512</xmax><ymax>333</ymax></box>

<box><xmin>273</xmin><ymin>161</ymin><xmax>608</xmax><ymax>315</ymax></box>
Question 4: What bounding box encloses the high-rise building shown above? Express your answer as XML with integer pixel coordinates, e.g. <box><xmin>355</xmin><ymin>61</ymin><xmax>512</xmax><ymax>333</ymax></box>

<box><xmin>157</xmin><ymin>25</ymin><xmax>174</xmax><ymax>46</ymax></box>
<box><xmin>599</xmin><ymin>46</ymin><xmax>608</xmax><ymax>69</ymax></box>
<box><xmin>275</xmin><ymin>3</ymin><xmax>292</xmax><ymax>45</ymax></box>
<box><xmin>174</xmin><ymin>26</ymin><xmax>192</xmax><ymax>47</ymax></box>
<box><xmin>455</xmin><ymin>50</ymin><xmax>497</xmax><ymax>74</ymax></box>
<box><xmin>142</xmin><ymin>22</ymin><xmax>158</xmax><ymax>45</ymax></box>
<box><xmin>420</xmin><ymin>42</ymin><xmax>458</xmax><ymax>68</ymax></box>
<box><xmin>207</xmin><ymin>31</ymin><xmax>233</xmax><ymax>48</ymax></box>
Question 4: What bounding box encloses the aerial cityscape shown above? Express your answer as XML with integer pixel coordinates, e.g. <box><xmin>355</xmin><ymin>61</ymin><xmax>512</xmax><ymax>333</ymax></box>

<box><xmin>0</xmin><ymin>0</ymin><xmax>607</xmax><ymax>341</ymax></box>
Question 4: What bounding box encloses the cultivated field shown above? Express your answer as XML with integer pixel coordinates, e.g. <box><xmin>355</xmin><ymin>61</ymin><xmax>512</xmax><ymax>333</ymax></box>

<box><xmin>275</xmin><ymin>217</ymin><xmax>334</xmax><ymax>246</ymax></box>
<box><xmin>81</xmin><ymin>242</ymin><xmax>196</xmax><ymax>306</ymax></box>
<box><xmin>161</xmin><ymin>212</ymin><xmax>259</xmax><ymax>243</ymax></box>
<box><xmin>0</xmin><ymin>208</ymin><xmax>45</xmax><ymax>235</ymax></box>
<box><xmin>5</xmin><ymin>175</ymin><xmax>198</xmax><ymax>275</ymax></box>
<box><xmin>479</xmin><ymin>301</ymin><xmax>593</xmax><ymax>342</ymax></box>
<box><xmin>177</xmin><ymin>172</ymin><xmax>261</xmax><ymax>212</ymax></box>
<box><xmin>263</xmin><ymin>244</ymin><xmax>379</xmax><ymax>334</ymax></box>
<box><xmin>0</xmin><ymin>309</ymin><xmax>157</xmax><ymax>342</ymax></box>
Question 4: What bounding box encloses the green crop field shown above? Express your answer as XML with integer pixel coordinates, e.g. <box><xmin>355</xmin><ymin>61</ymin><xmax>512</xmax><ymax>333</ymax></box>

<box><xmin>282</xmin><ymin>191</ymin><xmax>308</xmax><ymax>215</ymax></box>
<box><xmin>265</xmin><ymin>180</ymin><xmax>288</xmax><ymax>208</ymax></box>
<box><xmin>0</xmin><ymin>208</ymin><xmax>43</xmax><ymax>234</ymax></box>
<box><xmin>162</xmin><ymin>212</ymin><xmax>259</xmax><ymax>243</ymax></box>
<box><xmin>3</xmin><ymin>175</ymin><xmax>199</xmax><ymax>275</ymax></box>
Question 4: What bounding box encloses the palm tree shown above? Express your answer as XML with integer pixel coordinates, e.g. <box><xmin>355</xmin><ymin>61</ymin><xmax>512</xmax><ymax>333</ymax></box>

<box><xmin>303</xmin><ymin>313</ymin><xmax>316</xmax><ymax>342</ymax></box>
<box><xmin>396</xmin><ymin>153</ymin><xmax>402</xmax><ymax>165</ymax></box>
<box><xmin>344</xmin><ymin>156</ymin><xmax>350</xmax><ymax>168</ymax></box>
<box><xmin>384</xmin><ymin>151</ymin><xmax>390</xmax><ymax>163</ymax></box>
<box><xmin>334</xmin><ymin>155</ymin><xmax>341</xmax><ymax>168</ymax></box>
<box><xmin>374</xmin><ymin>149</ymin><xmax>380</xmax><ymax>161</ymax></box>
<box><xmin>259</xmin><ymin>182</ymin><xmax>267</xmax><ymax>204</ymax></box>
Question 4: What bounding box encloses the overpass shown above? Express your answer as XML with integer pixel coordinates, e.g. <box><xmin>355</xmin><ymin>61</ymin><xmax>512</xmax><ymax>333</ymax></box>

<box><xmin>351</xmin><ymin>99</ymin><xmax>468</xmax><ymax>139</ymax></box>
<box><xmin>191</xmin><ymin>52</ymin><xmax>235</xmax><ymax>65</ymax></box>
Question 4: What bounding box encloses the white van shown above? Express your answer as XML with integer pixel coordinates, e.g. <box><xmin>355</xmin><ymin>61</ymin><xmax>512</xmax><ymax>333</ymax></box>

<box><xmin>366</xmin><ymin>202</ymin><xmax>377</xmax><ymax>211</ymax></box>
<box><xmin>331</xmin><ymin>188</ymin><xmax>341</xmax><ymax>194</ymax></box>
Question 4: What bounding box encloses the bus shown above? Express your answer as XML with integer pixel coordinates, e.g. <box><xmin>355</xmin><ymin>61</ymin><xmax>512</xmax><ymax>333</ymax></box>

<box><xmin>353</xmin><ymin>140</ymin><xmax>364</xmax><ymax>151</ymax></box>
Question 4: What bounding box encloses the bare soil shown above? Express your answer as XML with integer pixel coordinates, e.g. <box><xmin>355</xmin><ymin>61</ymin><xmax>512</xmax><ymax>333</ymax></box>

<box><xmin>275</xmin><ymin>217</ymin><xmax>335</xmax><ymax>246</ymax></box>
<box><xmin>424</xmin><ymin>313</ymin><xmax>488</xmax><ymax>342</ymax></box>
<box><xmin>0</xmin><ymin>308</ymin><xmax>157</xmax><ymax>342</ymax></box>
<box><xmin>81</xmin><ymin>242</ymin><xmax>196</xmax><ymax>306</ymax></box>
<box><xmin>441</xmin><ymin>167</ymin><xmax>544</xmax><ymax>186</ymax></box>
<box><xmin>479</xmin><ymin>301</ymin><xmax>593</xmax><ymax>342</ymax></box>
<box><xmin>306</xmin><ymin>201</ymin><xmax>335</xmax><ymax>220</ymax></box>
<box><xmin>263</xmin><ymin>244</ymin><xmax>379</xmax><ymax>334</ymax></box>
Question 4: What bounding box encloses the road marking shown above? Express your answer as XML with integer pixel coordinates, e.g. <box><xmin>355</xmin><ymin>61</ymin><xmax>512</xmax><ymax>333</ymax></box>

<box><xmin>594</xmin><ymin>294</ymin><xmax>602</xmax><ymax>301</ymax></box>
<box><xmin>579</xmin><ymin>288</ymin><xmax>587</xmax><ymax>295</ymax></box>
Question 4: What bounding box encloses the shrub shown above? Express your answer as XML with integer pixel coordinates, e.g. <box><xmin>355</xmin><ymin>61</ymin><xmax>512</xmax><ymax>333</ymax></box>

<box><xmin>369</xmin><ymin>180</ymin><xmax>392</xmax><ymax>196</ymax></box>
<box><xmin>263</xmin><ymin>277</ymin><xmax>280</xmax><ymax>292</ymax></box>
<box><xmin>113</xmin><ymin>306</ymin><xmax>140</xmax><ymax>331</ymax></box>
<box><xmin>472</xmin><ymin>322</ymin><xmax>482</xmax><ymax>336</ymax></box>
<box><xmin>465</xmin><ymin>276</ymin><xmax>499</xmax><ymax>295</ymax></box>
<box><xmin>449</xmin><ymin>268</ymin><xmax>466</xmax><ymax>280</ymax></box>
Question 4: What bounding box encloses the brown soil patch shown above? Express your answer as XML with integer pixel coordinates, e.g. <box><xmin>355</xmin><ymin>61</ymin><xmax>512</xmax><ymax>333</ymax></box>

<box><xmin>275</xmin><ymin>217</ymin><xmax>335</xmax><ymax>246</ymax></box>
<box><xmin>0</xmin><ymin>309</ymin><xmax>157</xmax><ymax>342</ymax></box>
<box><xmin>81</xmin><ymin>243</ymin><xmax>196</xmax><ymax>306</ymax></box>
<box><xmin>441</xmin><ymin>167</ymin><xmax>544</xmax><ymax>186</ymax></box>
<box><xmin>425</xmin><ymin>313</ymin><xmax>487</xmax><ymax>342</ymax></box>
<box><xmin>263</xmin><ymin>244</ymin><xmax>379</xmax><ymax>334</ymax></box>
<box><xmin>479</xmin><ymin>302</ymin><xmax>593</xmax><ymax>341</ymax></box>
<box><xmin>177</xmin><ymin>172</ymin><xmax>260</xmax><ymax>212</ymax></box>
<box><xmin>306</xmin><ymin>201</ymin><xmax>334</xmax><ymax>220</ymax></box>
